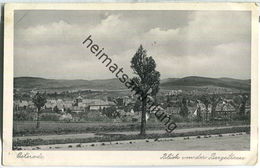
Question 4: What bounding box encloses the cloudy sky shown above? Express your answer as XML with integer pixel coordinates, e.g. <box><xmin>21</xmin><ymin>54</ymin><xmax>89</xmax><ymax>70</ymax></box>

<box><xmin>14</xmin><ymin>10</ymin><xmax>251</xmax><ymax>80</ymax></box>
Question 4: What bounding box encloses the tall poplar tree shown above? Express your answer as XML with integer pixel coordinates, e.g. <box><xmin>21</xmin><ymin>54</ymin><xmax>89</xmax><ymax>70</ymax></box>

<box><xmin>131</xmin><ymin>45</ymin><xmax>160</xmax><ymax>135</ymax></box>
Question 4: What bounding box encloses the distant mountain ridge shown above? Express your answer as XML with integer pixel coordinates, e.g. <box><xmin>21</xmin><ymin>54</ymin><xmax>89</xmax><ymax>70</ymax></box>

<box><xmin>161</xmin><ymin>76</ymin><xmax>250</xmax><ymax>90</ymax></box>
<box><xmin>14</xmin><ymin>76</ymin><xmax>250</xmax><ymax>91</ymax></box>
<box><xmin>14</xmin><ymin>77</ymin><xmax>126</xmax><ymax>90</ymax></box>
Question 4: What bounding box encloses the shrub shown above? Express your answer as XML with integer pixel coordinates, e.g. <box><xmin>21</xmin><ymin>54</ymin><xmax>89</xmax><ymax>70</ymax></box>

<box><xmin>40</xmin><ymin>113</ymin><xmax>61</xmax><ymax>121</ymax></box>
<box><xmin>170</xmin><ymin>114</ymin><xmax>187</xmax><ymax>122</ymax></box>
<box><xmin>59</xmin><ymin>113</ymin><xmax>73</xmax><ymax>122</ymax></box>
<box><xmin>132</xmin><ymin>118</ymin><xmax>138</xmax><ymax>122</ymax></box>
<box><xmin>187</xmin><ymin>114</ymin><xmax>198</xmax><ymax>122</ymax></box>
<box><xmin>120</xmin><ymin>116</ymin><xmax>133</xmax><ymax>122</ymax></box>
<box><xmin>102</xmin><ymin>106</ymin><xmax>120</xmax><ymax>119</ymax></box>
<box><xmin>233</xmin><ymin>114</ymin><xmax>250</xmax><ymax>121</ymax></box>
<box><xmin>13</xmin><ymin>111</ymin><xmax>35</xmax><ymax>121</ymax></box>
<box><xmin>78</xmin><ymin>112</ymin><xmax>110</xmax><ymax>122</ymax></box>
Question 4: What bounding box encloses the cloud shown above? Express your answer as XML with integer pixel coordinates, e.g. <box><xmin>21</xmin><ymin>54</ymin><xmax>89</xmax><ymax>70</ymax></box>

<box><xmin>14</xmin><ymin>10</ymin><xmax>251</xmax><ymax>80</ymax></box>
<box><xmin>15</xmin><ymin>20</ymin><xmax>89</xmax><ymax>46</ymax></box>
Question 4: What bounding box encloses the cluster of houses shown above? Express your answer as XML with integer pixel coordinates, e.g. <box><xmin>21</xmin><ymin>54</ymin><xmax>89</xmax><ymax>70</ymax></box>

<box><xmin>14</xmin><ymin>96</ymin><xmax>118</xmax><ymax>113</ymax></box>
<box><xmin>167</xmin><ymin>90</ymin><xmax>183</xmax><ymax>96</ymax></box>
<box><xmin>14</xmin><ymin>92</ymin><xmax>250</xmax><ymax>122</ymax></box>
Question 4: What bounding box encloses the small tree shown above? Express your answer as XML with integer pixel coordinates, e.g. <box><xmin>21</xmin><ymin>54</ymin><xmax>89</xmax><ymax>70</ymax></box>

<box><xmin>199</xmin><ymin>95</ymin><xmax>210</xmax><ymax>121</ymax></box>
<box><xmin>179</xmin><ymin>97</ymin><xmax>189</xmax><ymax>118</ymax></box>
<box><xmin>196</xmin><ymin>101</ymin><xmax>202</xmax><ymax>121</ymax></box>
<box><xmin>131</xmin><ymin>45</ymin><xmax>160</xmax><ymax>135</ymax></box>
<box><xmin>102</xmin><ymin>106</ymin><xmax>119</xmax><ymax>119</ymax></box>
<box><xmin>231</xmin><ymin>94</ymin><xmax>248</xmax><ymax>116</ymax></box>
<box><xmin>210</xmin><ymin>94</ymin><xmax>222</xmax><ymax>119</ymax></box>
<box><xmin>66</xmin><ymin>108</ymin><xmax>72</xmax><ymax>114</ymax></box>
<box><xmin>53</xmin><ymin>92</ymin><xmax>58</xmax><ymax>100</ymax></box>
<box><xmin>32</xmin><ymin>92</ymin><xmax>47</xmax><ymax>129</ymax></box>
<box><xmin>53</xmin><ymin>105</ymin><xmax>59</xmax><ymax>113</ymax></box>
<box><xmin>239</xmin><ymin>95</ymin><xmax>248</xmax><ymax>115</ymax></box>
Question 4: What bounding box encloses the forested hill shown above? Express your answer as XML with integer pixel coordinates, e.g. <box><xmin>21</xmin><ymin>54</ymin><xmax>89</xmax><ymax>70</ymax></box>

<box><xmin>14</xmin><ymin>76</ymin><xmax>250</xmax><ymax>91</ymax></box>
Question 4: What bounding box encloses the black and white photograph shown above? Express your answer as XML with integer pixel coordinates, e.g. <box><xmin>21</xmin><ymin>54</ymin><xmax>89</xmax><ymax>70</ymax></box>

<box><xmin>2</xmin><ymin>2</ymin><xmax>258</xmax><ymax>166</ymax></box>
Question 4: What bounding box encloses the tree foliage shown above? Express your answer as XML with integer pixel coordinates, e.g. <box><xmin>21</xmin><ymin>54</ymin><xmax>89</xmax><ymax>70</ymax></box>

<box><xmin>209</xmin><ymin>94</ymin><xmax>222</xmax><ymax>119</ymax></box>
<box><xmin>131</xmin><ymin>45</ymin><xmax>160</xmax><ymax>135</ymax></box>
<box><xmin>199</xmin><ymin>95</ymin><xmax>210</xmax><ymax>108</ymax></box>
<box><xmin>133</xmin><ymin>100</ymin><xmax>142</xmax><ymax>112</ymax></box>
<box><xmin>179</xmin><ymin>97</ymin><xmax>189</xmax><ymax>117</ymax></box>
<box><xmin>32</xmin><ymin>92</ymin><xmax>47</xmax><ymax>128</ymax></box>
<box><xmin>231</xmin><ymin>94</ymin><xmax>248</xmax><ymax>116</ymax></box>
<box><xmin>102</xmin><ymin>106</ymin><xmax>120</xmax><ymax>119</ymax></box>
<box><xmin>32</xmin><ymin>92</ymin><xmax>47</xmax><ymax>111</ymax></box>
<box><xmin>53</xmin><ymin>106</ymin><xmax>60</xmax><ymax>113</ymax></box>
<box><xmin>199</xmin><ymin>95</ymin><xmax>211</xmax><ymax>120</ymax></box>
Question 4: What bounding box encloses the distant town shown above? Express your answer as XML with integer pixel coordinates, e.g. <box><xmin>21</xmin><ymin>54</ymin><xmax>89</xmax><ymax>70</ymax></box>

<box><xmin>13</xmin><ymin>77</ymin><xmax>251</xmax><ymax>124</ymax></box>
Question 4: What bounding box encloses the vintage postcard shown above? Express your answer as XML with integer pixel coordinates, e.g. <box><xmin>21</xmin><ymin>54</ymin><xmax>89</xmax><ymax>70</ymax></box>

<box><xmin>2</xmin><ymin>2</ymin><xmax>259</xmax><ymax>166</ymax></box>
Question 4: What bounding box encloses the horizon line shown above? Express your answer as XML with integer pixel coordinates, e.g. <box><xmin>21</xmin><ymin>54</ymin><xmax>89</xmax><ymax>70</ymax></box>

<box><xmin>14</xmin><ymin>75</ymin><xmax>251</xmax><ymax>81</ymax></box>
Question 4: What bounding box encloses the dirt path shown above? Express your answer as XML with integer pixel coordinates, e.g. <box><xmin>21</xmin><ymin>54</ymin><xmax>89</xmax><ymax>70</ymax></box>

<box><xmin>13</xmin><ymin>125</ymin><xmax>249</xmax><ymax>141</ymax></box>
<box><xmin>20</xmin><ymin>133</ymin><xmax>250</xmax><ymax>151</ymax></box>
<box><xmin>74</xmin><ymin>134</ymin><xmax>250</xmax><ymax>151</ymax></box>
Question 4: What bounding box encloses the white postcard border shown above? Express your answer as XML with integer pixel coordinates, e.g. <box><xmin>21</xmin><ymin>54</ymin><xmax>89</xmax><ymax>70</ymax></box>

<box><xmin>3</xmin><ymin>2</ymin><xmax>259</xmax><ymax>166</ymax></box>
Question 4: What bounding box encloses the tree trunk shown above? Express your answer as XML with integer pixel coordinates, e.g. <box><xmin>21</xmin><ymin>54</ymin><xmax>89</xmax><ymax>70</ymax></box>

<box><xmin>211</xmin><ymin>104</ymin><xmax>217</xmax><ymax>119</ymax></box>
<box><xmin>205</xmin><ymin>105</ymin><xmax>209</xmax><ymax>121</ymax></box>
<box><xmin>36</xmin><ymin>108</ymin><xmax>40</xmax><ymax>129</ymax></box>
<box><xmin>140</xmin><ymin>98</ymin><xmax>147</xmax><ymax>136</ymax></box>
<box><xmin>239</xmin><ymin>103</ymin><xmax>246</xmax><ymax>116</ymax></box>
<box><xmin>197</xmin><ymin>107</ymin><xmax>202</xmax><ymax>121</ymax></box>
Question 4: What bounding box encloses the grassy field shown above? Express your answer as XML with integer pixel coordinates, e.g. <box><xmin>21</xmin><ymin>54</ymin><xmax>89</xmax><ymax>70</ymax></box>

<box><xmin>13</xmin><ymin>120</ymin><xmax>250</xmax><ymax>137</ymax></box>
<box><xmin>13</xmin><ymin>121</ymin><xmax>163</xmax><ymax>136</ymax></box>
<box><xmin>13</xmin><ymin>120</ymin><xmax>250</xmax><ymax>136</ymax></box>
<box><xmin>13</xmin><ymin>126</ymin><xmax>250</xmax><ymax>148</ymax></box>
